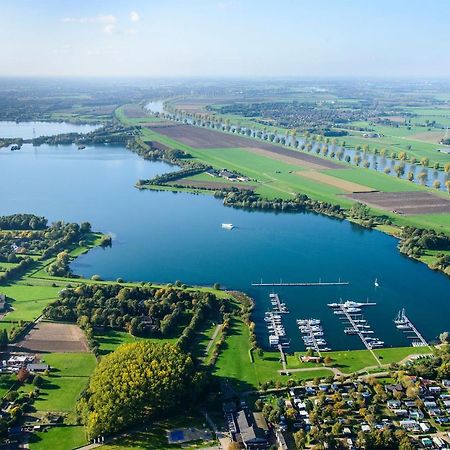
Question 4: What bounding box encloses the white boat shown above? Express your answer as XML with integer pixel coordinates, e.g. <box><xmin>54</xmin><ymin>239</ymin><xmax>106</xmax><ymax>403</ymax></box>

<box><xmin>374</xmin><ymin>278</ymin><xmax>379</xmax><ymax>287</ymax></box>
<box><xmin>221</xmin><ymin>223</ymin><xmax>234</xmax><ymax>230</ymax></box>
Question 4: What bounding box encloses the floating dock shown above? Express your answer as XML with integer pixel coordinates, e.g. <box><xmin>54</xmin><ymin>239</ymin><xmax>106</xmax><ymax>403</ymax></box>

<box><xmin>394</xmin><ymin>309</ymin><xmax>428</xmax><ymax>348</ymax></box>
<box><xmin>297</xmin><ymin>318</ymin><xmax>330</xmax><ymax>355</ymax></box>
<box><xmin>269</xmin><ymin>293</ymin><xmax>289</xmax><ymax>314</ymax></box>
<box><xmin>252</xmin><ymin>279</ymin><xmax>349</xmax><ymax>287</ymax></box>
<box><xmin>330</xmin><ymin>301</ymin><xmax>383</xmax><ymax>365</ymax></box>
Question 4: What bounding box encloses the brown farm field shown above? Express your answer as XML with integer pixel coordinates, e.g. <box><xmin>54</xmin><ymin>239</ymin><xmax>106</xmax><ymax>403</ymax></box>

<box><xmin>145</xmin><ymin>123</ymin><xmax>344</xmax><ymax>170</ymax></box>
<box><xmin>345</xmin><ymin>191</ymin><xmax>450</xmax><ymax>215</ymax></box>
<box><xmin>121</xmin><ymin>104</ymin><xmax>148</xmax><ymax>119</ymax></box>
<box><xmin>296</xmin><ymin>170</ymin><xmax>376</xmax><ymax>193</ymax></box>
<box><xmin>16</xmin><ymin>322</ymin><xmax>89</xmax><ymax>353</ymax></box>
<box><xmin>407</xmin><ymin>131</ymin><xmax>446</xmax><ymax>144</ymax></box>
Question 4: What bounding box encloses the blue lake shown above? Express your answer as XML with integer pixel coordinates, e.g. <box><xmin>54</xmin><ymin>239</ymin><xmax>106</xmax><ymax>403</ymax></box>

<box><xmin>0</xmin><ymin>121</ymin><xmax>100</xmax><ymax>139</ymax></box>
<box><xmin>0</xmin><ymin>141</ymin><xmax>449</xmax><ymax>351</ymax></box>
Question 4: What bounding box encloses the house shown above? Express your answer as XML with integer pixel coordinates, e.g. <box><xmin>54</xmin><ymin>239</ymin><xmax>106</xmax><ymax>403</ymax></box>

<box><xmin>219</xmin><ymin>170</ymin><xmax>237</xmax><ymax>180</ymax></box>
<box><xmin>441</xmin><ymin>379</ymin><xmax>450</xmax><ymax>388</ymax></box>
<box><xmin>385</xmin><ymin>383</ymin><xmax>404</xmax><ymax>394</ymax></box>
<box><xmin>26</xmin><ymin>363</ymin><xmax>49</xmax><ymax>373</ymax></box>
<box><xmin>399</xmin><ymin>420</ymin><xmax>420</xmax><ymax>432</ymax></box>
<box><xmin>361</xmin><ymin>424</ymin><xmax>370</xmax><ymax>432</ymax></box>
<box><xmin>409</xmin><ymin>409</ymin><xmax>424</xmax><ymax>420</ymax></box>
<box><xmin>393</xmin><ymin>409</ymin><xmax>408</xmax><ymax>417</ymax></box>
<box><xmin>429</xmin><ymin>386</ymin><xmax>441</xmax><ymax>395</ymax></box>
<box><xmin>7</xmin><ymin>355</ymin><xmax>34</xmax><ymax>367</ymax></box>
<box><xmin>419</xmin><ymin>422</ymin><xmax>430</xmax><ymax>433</ymax></box>
<box><xmin>300</xmin><ymin>355</ymin><xmax>321</xmax><ymax>363</ymax></box>
<box><xmin>424</xmin><ymin>401</ymin><xmax>437</xmax><ymax>409</ymax></box>
<box><xmin>387</xmin><ymin>399</ymin><xmax>401</xmax><ymax>409</ymax></box>
<box><xmin>235</xmin><ymin>409</ymin><xmax>269</xmax><ymax>450</ymax></box>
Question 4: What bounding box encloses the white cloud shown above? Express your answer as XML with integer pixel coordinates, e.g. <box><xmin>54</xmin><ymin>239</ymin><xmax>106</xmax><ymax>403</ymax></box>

<box><xmin>61</xmin><ymin>14</ymin><xmax>117</xmax><ymax>33</ymax></box>
<box><xmin>130</xmin><ymin>11</ymin><xmax>140</xmax><ymax>22</ymax></box>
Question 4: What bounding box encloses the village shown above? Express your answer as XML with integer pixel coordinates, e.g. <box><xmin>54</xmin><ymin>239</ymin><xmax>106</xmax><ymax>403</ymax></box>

<box><xmin>223</xmin><ymin>356</ymin><xmax>450</xmax><ymax>449</ymax></box>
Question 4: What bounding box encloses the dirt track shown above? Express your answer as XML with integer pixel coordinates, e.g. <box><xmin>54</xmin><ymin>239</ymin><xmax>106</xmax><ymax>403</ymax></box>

<box><xmin>16</xmin><ymin>322</ymin><xmax>89</xmax><ymax>353</ymax></box>
<box><xmin>145</xmin><ymin>124</ymin><xmax>344</xmax><ymax>170</ymax></box>
<box><xmin>345</xmin><ymin>191</ymin><xmax>450</xmax><ymax>215</ymax></box>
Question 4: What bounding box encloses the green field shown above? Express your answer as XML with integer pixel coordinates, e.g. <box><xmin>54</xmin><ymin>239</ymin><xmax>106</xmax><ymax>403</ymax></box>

<box><xmin>29</xmin><ymin>425</ymin><xmax>87</xmax><ymax>450</ymax></box>
<box><xmin>95</xmin><ymin>329</ymin><xmax>179</xmax><ymax>355</ymax></box>
<box><xmin>213</xmin><ymin>318</ymin><xmax>333</xmax><ymax>390</ymax></box>
<box><xmin>0</xmin><ymin>283</ymin><xmax>61</xmax><ymax>327</ymax></box>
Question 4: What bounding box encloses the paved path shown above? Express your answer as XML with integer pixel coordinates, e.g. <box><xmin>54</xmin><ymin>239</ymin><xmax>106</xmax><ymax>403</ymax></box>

<box><xmin>205</xmin><ymin>324</ymin><xmax>222</xmax><ymax>355</ymax></box>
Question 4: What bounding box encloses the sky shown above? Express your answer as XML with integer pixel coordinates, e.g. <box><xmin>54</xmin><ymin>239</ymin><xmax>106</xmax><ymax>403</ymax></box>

<box><xmin>1</xmin><ymin>0</ymin><xmax>450</xmax><ymax>78</ymax></box>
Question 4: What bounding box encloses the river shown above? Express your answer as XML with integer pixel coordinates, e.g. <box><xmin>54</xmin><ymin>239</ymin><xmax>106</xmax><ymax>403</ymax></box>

<box><xmin>1</xmin><ymin>122</ymin><xmax>450</xmax><ymax>351</ymax></box>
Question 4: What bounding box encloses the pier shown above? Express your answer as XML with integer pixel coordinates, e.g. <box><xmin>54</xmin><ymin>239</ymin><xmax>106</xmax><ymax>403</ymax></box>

<box><xmin>297</xmin><ymin>319</ymin><xmax>330</xmax><ymax>355</ymax></box>
<box><xmin>269</xmin><ymin>293</ymin><xmax>289</xmax><ymax>313</ymax></box>
<box><xmin>252</xmin><ymin>279</ymin><xmax>349</xmax><ymax>287</ymax></box>
<box><xmin>338</xmin><ymin>306</ymin><xmax>382</xmax><ymax>365</ymax></box>
<box><xmin>394</xmin><ymin>309</ymin><xmax>429</xmax><ymax>348</ymax></box>
<box><xmin>329</xmin><ymin>301</ymin><xmax>382</xmax><ymax>365</ymax></box>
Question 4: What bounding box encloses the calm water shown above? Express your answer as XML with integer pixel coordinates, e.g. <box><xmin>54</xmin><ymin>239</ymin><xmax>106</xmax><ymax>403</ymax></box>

<box><xmin>0</xmin><ymin>121</ymin><xmax>100</xmax><ymax>139</ymax></box>
<box><xmin>0</xmin><ymin>139</ymin><xmax>449</xmax><ymax>351</ymax></box>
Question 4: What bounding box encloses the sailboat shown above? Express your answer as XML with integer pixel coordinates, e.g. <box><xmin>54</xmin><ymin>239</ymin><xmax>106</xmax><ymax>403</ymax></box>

<box><xmin>374</xmin><ymin>278</ymin><xmax>379</xmax><ymax>287</ymax></box>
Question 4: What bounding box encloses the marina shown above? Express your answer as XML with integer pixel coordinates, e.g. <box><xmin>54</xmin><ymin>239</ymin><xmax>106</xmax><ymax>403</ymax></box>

<box><xmin>394</xmin><ymin>309</ymin><xmax>429</xmax><ymax>348</ymax></box>
<box><xmin>329</xmin><ymin>300</ymin><xmax>384</xmax><ymax>351</ymax></box>
<box><xmin>297</xmin><ymin>318</ymin><xmax>330</xmax><ymax>354</ymax></box>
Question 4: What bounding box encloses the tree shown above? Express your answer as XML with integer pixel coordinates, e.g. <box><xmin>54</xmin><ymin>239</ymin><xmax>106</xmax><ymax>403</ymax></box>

<box><xmin>445</xmin><ymin>163</ymin><xmax>450</xmax><ymax>173</ymax></box>
<box><xmin>354</xmin><ymin>154</ymin><xmax>362</xmax><ymax>166</ymax></box>
<box><xmin>394</xmin><ymin>163</ymin><xmax>405</xmax><ymax>178</ymax></box>
<box><xmin>407</xmin><ymin>171</ymin><xmax>414</xmax><ymax>182</ymax></box>
<box><xmin>228</xmin><ymin>443</ymin><xmax>241</xmax><ymax>450</ymax></box>
<box><xmin>0</xmin><ymin>329</ymin><xmax>8</xmax><ymax>350</ymax></box>
<box><xmin>324</xmin><ymin>356</ymin><xmax>333</xmax><ymax>366</ymax></box>
<box><xmin>440</xmin><ymin>331</ymin><xmax>449</xmax><ymax>344</ymax></box>
<box><xmin>433</xmin><ymin>180</ymin><xmax>441</xmax><ymax>190</ymax></box>
<box><xmin>293</xmin><ymin>429</ymin><xmax>306</xmax><ymax>449</ymax></box>
<box><xmin>78</xmin><ymin>342</ymin><xmax>203</xmax><ymax>438</ymax></box>
<box><xmin>420</xmin><ymin>157</ymin><xmax>429</xmax><ymax>167</ymax></box>
<box><xmin>418</xmin><ymin>172</ymin><xmax>428</xmax><ymax>185</ymax></box>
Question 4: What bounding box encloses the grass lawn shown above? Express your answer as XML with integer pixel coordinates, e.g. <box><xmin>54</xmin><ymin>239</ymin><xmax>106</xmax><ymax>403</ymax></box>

<box><xmin>33</xmin><ymin>376</ymin><xmax>90</xmax><ymax>412</ymax></box>
<box><xmin>326</xmin><ymin>349</ymin><xmax>379</xmax><ymax>373</ymax></box>
<box><xmin>324</xmin><ymin>168</ymin><xmax>423</xmax><ymax>192</ymax></box>
<box><xmin>374</xmin><ymin>346</ymin><xmax>432</xmax><ymax>365</ymax></box>
<box><xmin>0</xmin><ymin>283</ymin><xmax>61</xmax><ymax>324</ymax></box>
<box><xmin>214</xmin><ymin>318</ymin><xmax>333</xmax><ymax>390</ymax></box>
<box><xmin>41</xmin><ymin>352</ymin><xmax>97</xmax><ymax>378</ymax></box>
<box><xmin>95</xmin><ymin>329</ymin><xmax>178</xmax><ymax>355</ymax></box>
<box><xmin>29</xmin><ymin>425</ymin><xmax>87</xmax><ymax>450</ymax></box>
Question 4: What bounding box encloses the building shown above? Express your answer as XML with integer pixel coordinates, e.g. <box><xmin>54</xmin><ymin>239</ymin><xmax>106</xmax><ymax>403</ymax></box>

<box><xmin>26</xmin><ymin>364</ymin><xmax>49</xmax><ymax>373</ymax></box>
<box><xmin>235</xmin><ymin>409</ymin><xmax>269</xmax><ymax>449</ymax></box>
<box><xmin>0</xmin><ymin>293</ymin><xmax>6</xmax><ymax>312</ymax></box>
